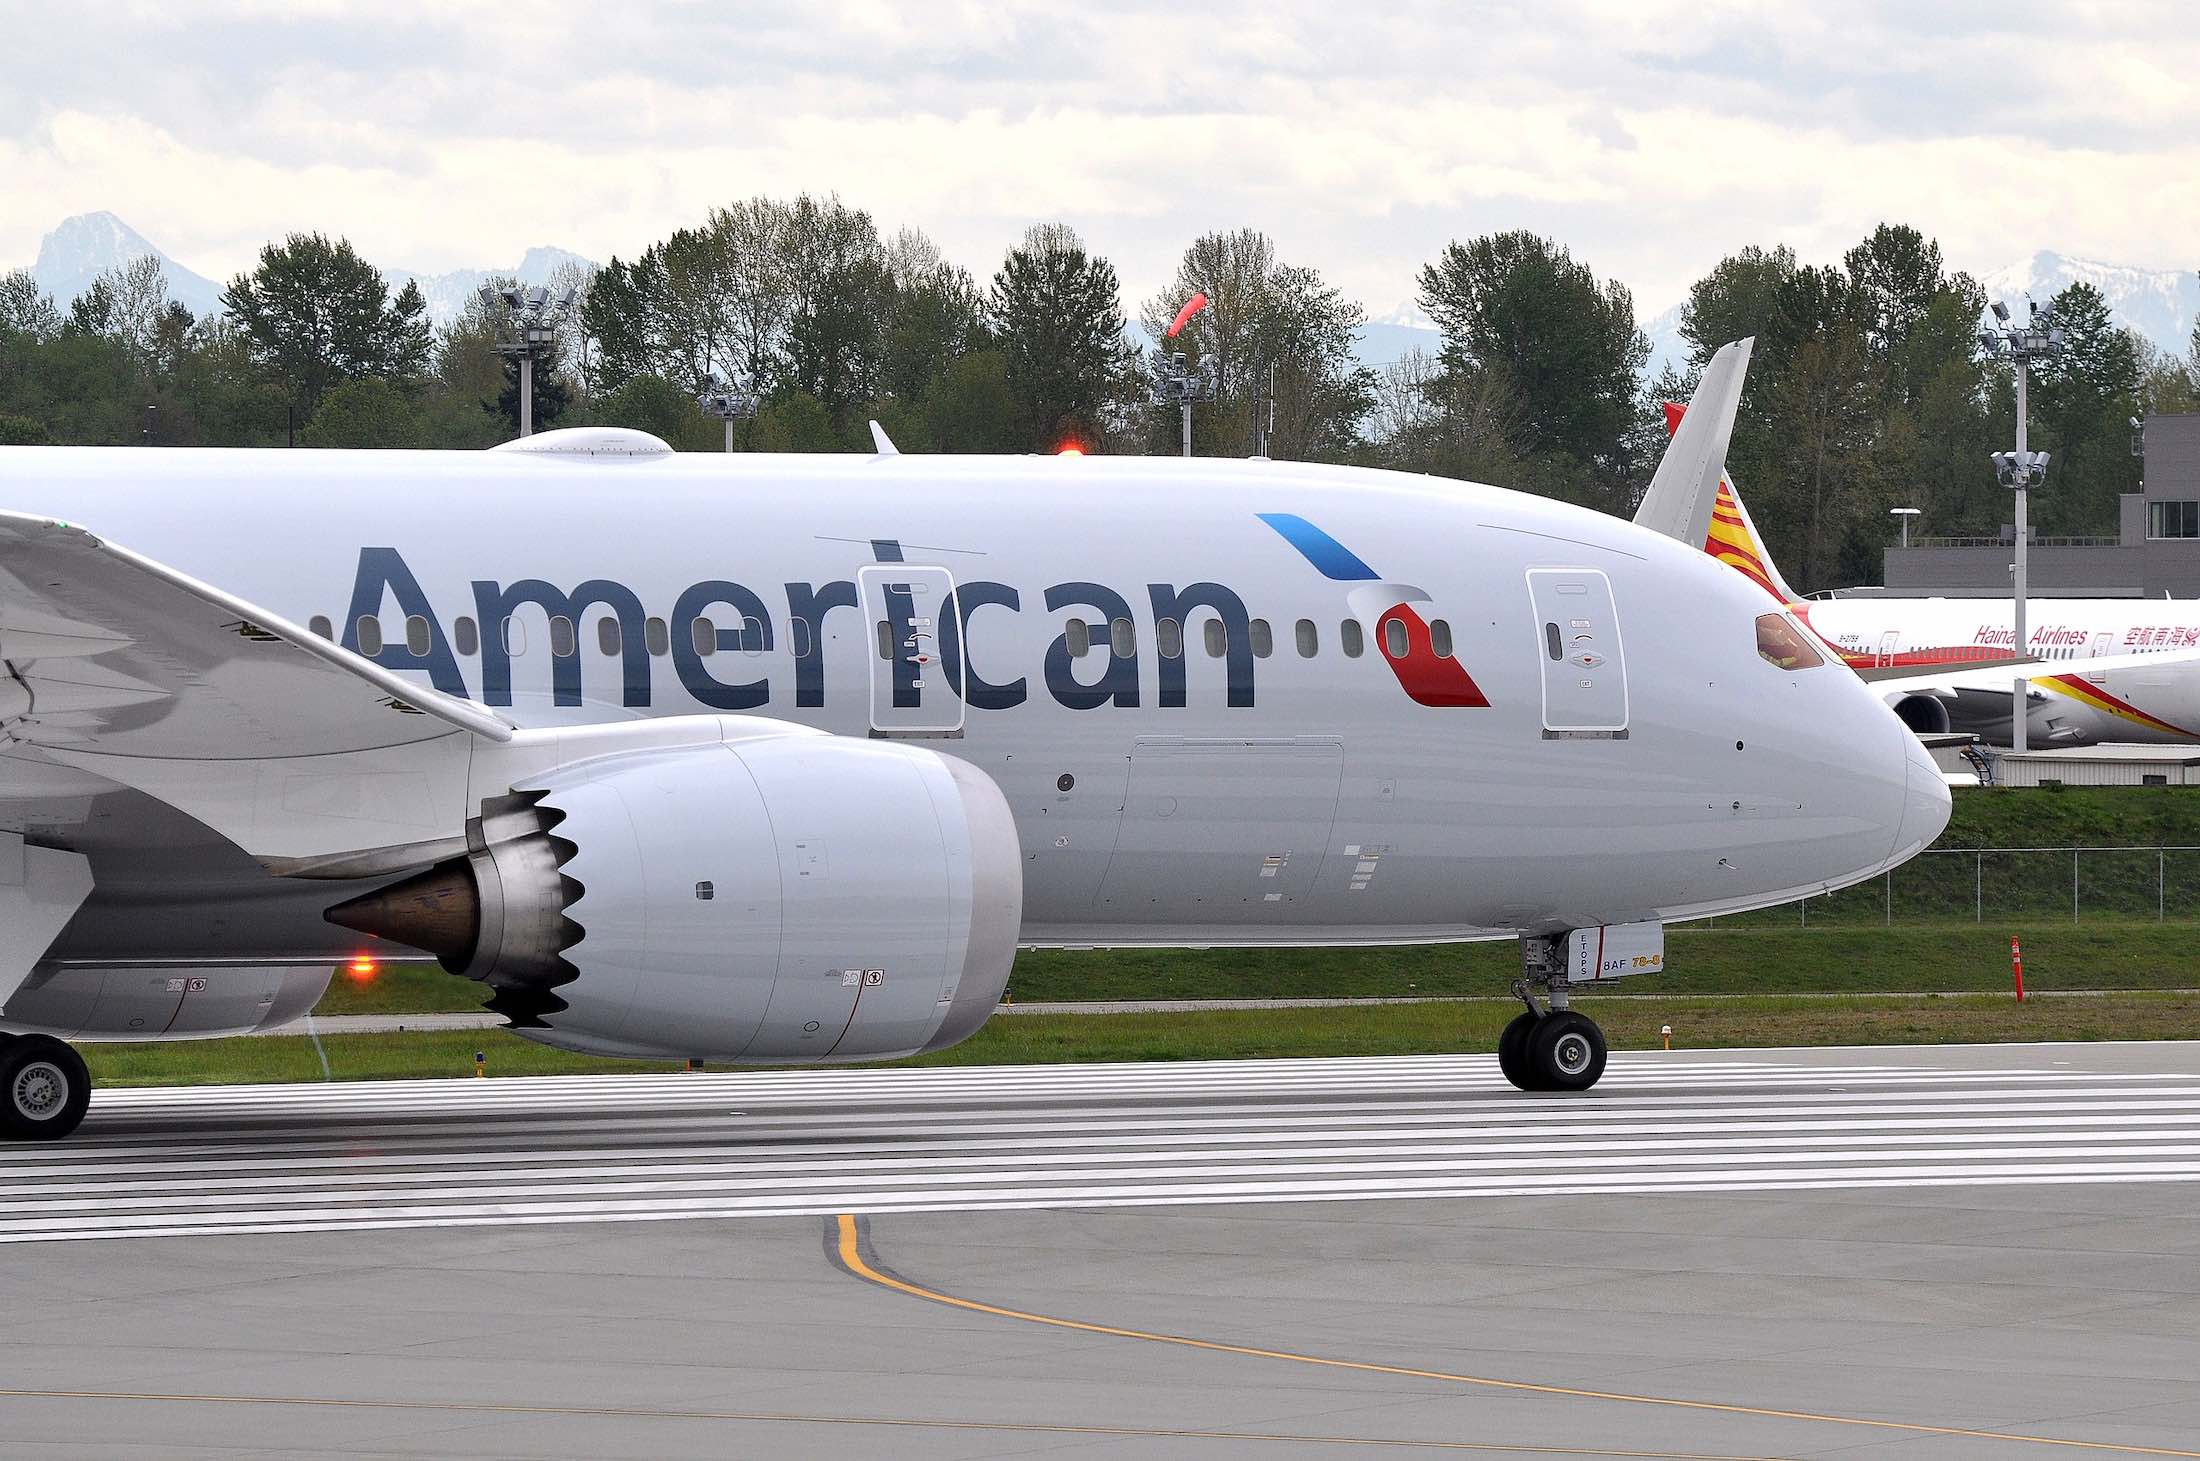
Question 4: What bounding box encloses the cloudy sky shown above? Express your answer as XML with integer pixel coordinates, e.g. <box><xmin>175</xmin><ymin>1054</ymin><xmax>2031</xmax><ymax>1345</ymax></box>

<box><xmin>3</xmin><ymin>1</ymin><xmax>2194</xmax><ymax>320</ymax></box>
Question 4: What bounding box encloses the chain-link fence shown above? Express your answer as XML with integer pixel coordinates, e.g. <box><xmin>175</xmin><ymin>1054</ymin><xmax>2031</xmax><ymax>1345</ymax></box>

<box><xmin>1708</xmin><ymin>847</ymin><xmax>2200</xmax><ymax>927</ymax></box>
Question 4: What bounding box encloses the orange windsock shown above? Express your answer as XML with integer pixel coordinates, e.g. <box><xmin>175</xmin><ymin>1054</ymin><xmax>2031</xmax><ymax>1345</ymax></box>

<box><xmin>1166</xmin><ymin>292</ymin><xmax>1209</xmax><ymax>338</ymax></box>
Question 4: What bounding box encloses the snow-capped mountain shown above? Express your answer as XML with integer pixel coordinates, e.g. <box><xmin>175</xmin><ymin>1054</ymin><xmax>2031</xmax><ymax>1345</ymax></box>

<box><xmin>29</xmin><ymin>212</ymin><xmax>225</xmax><ymax>320</ymax></box>
<box><xmin>1977</xmin><ymin>251</ymin><xmax>2197</xmax><ymax>358</ymax></box>
<box><xmin>1639</xmin><ymin>301</ymin><xmax>1688</xmax><ymax>384</ymax></box>
<box><xmin>18</xmin><ymin>213</ymin><xmax>597</xmax><ymax>327</ymax></box>
<box><xmin>1353</xmin><ymin>303</ymin><xmax>1442</xmax><ymax>374</ymax></box>
<box><xmin>388</xmin><ymin>246</ymin><xmax>599</xmax><ymax>324</ymax></box>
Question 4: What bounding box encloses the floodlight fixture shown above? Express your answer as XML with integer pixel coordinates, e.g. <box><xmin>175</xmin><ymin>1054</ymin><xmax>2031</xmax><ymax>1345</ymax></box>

<box><xmin>1981</xmin><ymin>295</ymin><xmax>2066</xmax><ymax>752</ymax></box>
<box><xmin>479</xmin><ymin>282</ymin><xmax>575</xmax><ymax>439</ymax></box>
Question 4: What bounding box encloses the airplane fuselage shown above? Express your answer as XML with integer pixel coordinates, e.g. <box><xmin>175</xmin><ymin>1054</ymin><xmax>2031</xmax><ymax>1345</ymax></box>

<box><xmin>5</xmin><ymin>445</ymin><xmax>1939</xmax><ymax>965</ymax></box>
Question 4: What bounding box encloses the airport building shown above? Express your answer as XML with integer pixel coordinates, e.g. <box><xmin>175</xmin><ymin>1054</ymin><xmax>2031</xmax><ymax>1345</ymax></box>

<box><xmin>1882</xmin><ymin>412</ymin><xmax>2200</xmax><ymax>598</ymax></box>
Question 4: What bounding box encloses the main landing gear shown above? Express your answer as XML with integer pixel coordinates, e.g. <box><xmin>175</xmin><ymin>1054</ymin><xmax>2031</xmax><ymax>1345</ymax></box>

<box><xmin>1496</xmin><ymin>937</ymin><xmax>1608</xmax><ymax>1093</ymax></box>
<box><xmin>0</xmin><ymin>1033</ymin><xmax>92</xmax><ymax>1140</ymax></box>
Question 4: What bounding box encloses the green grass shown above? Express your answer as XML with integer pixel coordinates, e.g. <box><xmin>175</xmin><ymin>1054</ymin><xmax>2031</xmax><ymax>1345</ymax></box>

<box><xmin>83</xmin><ymin>991</ymin><xmax>2200</xmax><ymax>1089</ymax></box>
<box><xmin>319</xmin><ymin>921</ymin><xmax>2200</xmax><ymax>1021</ymax></box>
<box><xmin>1941</xmin><ymin>783</ymin><xmax>2200</xmax><ymax>848</ymax></box>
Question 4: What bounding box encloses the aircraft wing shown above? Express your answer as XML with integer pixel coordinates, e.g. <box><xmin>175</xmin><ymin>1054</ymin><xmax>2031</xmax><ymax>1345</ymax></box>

<box><xmin>1876</xmin><ymin>648</ymin><xmax>2200</xmax><ymax>743</ymax></box>
<box><xmin>0</xmin><ymin>510</ymin><xmax>513</xmax><ymax>865</ymax></box>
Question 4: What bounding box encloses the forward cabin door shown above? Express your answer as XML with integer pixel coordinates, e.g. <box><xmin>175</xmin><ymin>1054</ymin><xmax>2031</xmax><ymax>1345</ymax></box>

<box><xmin>858</xmin><ymin>565</ymin><xmax>964</xmax><ymax>737</ymax></box>
<box><xmin>1526</xmin><ymin>569</ymin><xmax>1628</xmax><ymax>739</ymax></box>
<box><xmin>1877</xmin><ymin>629</ymin><xmax>1900</xmax><ymax>667</ymax></box>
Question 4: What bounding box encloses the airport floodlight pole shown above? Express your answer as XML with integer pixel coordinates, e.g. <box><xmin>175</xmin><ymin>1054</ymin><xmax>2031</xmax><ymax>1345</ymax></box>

<box><xmin>480</xmin><ymin>284</ymin><xmax>576</xmax><ymax>439</ymax></box>
<box><xmin>696</xmin><ymin>378</ymin><xmax>759</xmax><ymax>452</ymax></box>
<box><xmin>1981</xmin><ymin>297</ymin><xmax>2064</xmax><ymax>753</ymax></box>
<box><xmin>1889</xmin><ymin>507</ymin><xmax>1920</xmax><ymax>548</ymax></box>
<box><xmin>1150</xmin><ymin>350</ymin><xmax>1216</xmax><ymax>458</ymax></box>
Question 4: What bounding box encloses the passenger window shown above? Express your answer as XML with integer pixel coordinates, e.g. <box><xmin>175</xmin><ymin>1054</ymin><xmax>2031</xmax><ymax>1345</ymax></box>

<box><xmin>404</xmin><ymin>614</ymin><xmax>431</xmax><ymax>656</ymax></box>
<box><xmin>1340</xmin><ymin>619</ymin><xmax>1363</xmax><ymax>658</ymax></box>
<box><xmin>1110</xmin><ymin>617</ymin><xmax>1136</xmax><ymax>658</ymax></box>
<box><xmin>1156</xmin><ymin>618</ymin><xmax>1184</xmax><ymax>659</ymax></box>
<box><xmin>1545</xmin><ymin>623</ymin><xmax>1562</xmax><ymax>659</ymax></box>
<box><xmin>355</xmin><ymin>616</ymin><xmax>383</xmax><ymax>655</ymax></box>
<box><xmin>876</xmin><ymin>619</ymin><xmax>894</xmax><ymax>661</ymax></box>
<box><xmin>1204</xmin><ymin>619</ymin><xmax>1227</xmax><ymax>658</ymax></box>
<box><xmin>597</xmin><ymin>617</ymin><xmax>620</xmax><ymax>656</ymax></box>
<box><xmin>1383</xmin><ymin>617</ymin><xmax>1407</xmax><ymax>659</ymax></box>
<box><xmin>692</xmin><ymin>617</ymin><xmax>717</xmax><ymax>657</ymax></box>
<box><xmin>1429</xmin><ymin>619</ymin><xmax>1453</xmax><ymax>658</ymax></box>
<box><xmin>792</xmin><ymin>620</ymin><xmax>813</xmax><ymax>659</ymax></box>
<box><xmin>1295</xmin><ymin>619</ymin><xmax>1318</xmax><ymax>657</ymax></box>
<box><xmin>1066</xmin><ymin>618</ymin><xmax>1091</xmax><ymax>659</ymax></box>
<box><xmin>502</xmin><ymin>617</ymin><xmax>525</xmax><ymax>656</ymax></box>
<box><xmin>549</xmin><ymin>616</ymin><xmax>576</xmax><ymax>658</ymax></box>
<box><xmin>1248</xmin><ymin>618</ymin><xmax>1273</xmax><ymax>658</ymax></box>
<box><xmin>1756</xmin><ymin>613</ymin><xmax>1823</xmax><ymax>670</ymax></box>
<box><xmin>644</xmin><ymin>617</ymin><xmax>669</xmax><ymax>656</ymax></box>
<box><xmin>454</xmin><ymin>616</ymin><xmax>479</xmax><ymax>656</ymax></box>
<box><xmin>743</xmin><ymin>616</ymin><xmax>766</xmax><ymax>656</ymax></box>
<box><xmin>309</xmin><ymin>614</ymin><xmax>333</xmax><ymax>640</ymax></box>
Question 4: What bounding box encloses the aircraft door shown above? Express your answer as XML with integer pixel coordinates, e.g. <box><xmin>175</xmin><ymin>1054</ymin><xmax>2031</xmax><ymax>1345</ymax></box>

<box><xmin>1526</xmin><ymin>569</ymin><xmax>1627</xmax><ymax>739</ymax></box>
<box><xmin>858</xmin><ymin>565</ymin><xmax>964</xmax><ymax>736</ymax></box>
<box><xmin>2087</xmin><ymin>631</ymin><xmax>2113</xmax><ymax>659</ymax></box>
<box><xmin>1877</xmin><ymin>630</ymin><xmax>1900</xmax><ymax>667</ymax></box>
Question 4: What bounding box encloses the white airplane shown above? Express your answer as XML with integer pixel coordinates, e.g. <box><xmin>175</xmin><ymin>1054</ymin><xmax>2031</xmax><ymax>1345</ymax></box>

<box><xmin>1653</xmin><ymin>383</ymin><xmax>2200</xmax><ymax>747</ymax></box>
<box><xmin>0</xmin><ymin>379</ymin><xmax>1947</xmax><ymax>1138</ymax></box>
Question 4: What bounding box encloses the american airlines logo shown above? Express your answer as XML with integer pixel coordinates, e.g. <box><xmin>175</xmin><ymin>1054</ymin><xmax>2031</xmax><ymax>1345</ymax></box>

<box><xmin>338</xmin><ymin>518</ymin><xmax>1490</xmax><ymax>714</ymax></box>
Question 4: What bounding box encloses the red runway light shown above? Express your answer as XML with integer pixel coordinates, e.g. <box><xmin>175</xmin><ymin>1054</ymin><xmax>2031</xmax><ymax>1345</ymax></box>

<box><xmin>345</xmin><ymin>954</ymin><xmax>379</xmax><ymax>982</ymax></box>
<box><xmin>1056</xmin><ymin>445</ymin><xmax>1084</xmax><ymax>457</ymax></box>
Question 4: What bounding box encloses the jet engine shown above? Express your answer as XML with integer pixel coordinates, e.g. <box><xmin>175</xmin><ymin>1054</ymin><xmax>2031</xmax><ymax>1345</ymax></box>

<box><xmin>326</xmin><ymin>722</ymin><xmax>1022</xmax><ymax>1063</ymax></box>
<box><xmin>1889</xmin><ymin>693</ymin><xmax>1952</xmax><ymax>736</ymax></box>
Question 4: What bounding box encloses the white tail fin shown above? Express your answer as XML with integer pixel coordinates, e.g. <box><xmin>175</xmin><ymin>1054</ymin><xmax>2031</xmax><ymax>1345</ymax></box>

<box><xmin>1652</xmin><ymin>398</ymin><xmax>1804</xmax><ymax>608</ymax></box>
<box><xmin>1632</xmin><ymin>337</ymin><xmax>1751</xmax><ymax>555</ymax></box>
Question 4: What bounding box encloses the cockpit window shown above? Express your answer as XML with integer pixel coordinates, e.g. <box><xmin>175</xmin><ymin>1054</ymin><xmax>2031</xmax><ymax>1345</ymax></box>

<box><xmin>1756</xmin><ymin>613</ymin><xmax>1823</xmax><ymax>669</ymax></box>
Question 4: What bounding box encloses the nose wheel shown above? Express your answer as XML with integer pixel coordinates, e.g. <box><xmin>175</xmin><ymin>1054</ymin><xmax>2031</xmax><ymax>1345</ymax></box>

<box><xmin>1497</xmin><ymin>1008</ymin><xmax>1608</xmax><ymax>1091</ymax></box>
<box><xmin>0</xmin><ymin>1034</ymin><xmax>93</xmax><ymax>1140</ymax></box>
<box><xmin>1498</xmin><ymin>939</ymin><xmax>1609</xmax><ymax>1092</ymax></box>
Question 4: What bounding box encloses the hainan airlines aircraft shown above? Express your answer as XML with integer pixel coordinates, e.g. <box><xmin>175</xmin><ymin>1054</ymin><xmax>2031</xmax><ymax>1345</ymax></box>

<box><xmin>0</xmin><ymin>365</ymin><xmax>1947</xmax><ymax>1138</ymax></box>
<box><xmin>1655</xmin><ymin>391</ymin><xmax>2200</xmax><ymax>746</ymax></box>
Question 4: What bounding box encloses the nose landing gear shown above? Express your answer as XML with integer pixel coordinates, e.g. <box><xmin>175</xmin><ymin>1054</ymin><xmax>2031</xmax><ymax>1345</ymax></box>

<box><xmin>1497</xmin><ymin>936</ymin><xmax>1609</xmax><ymax>1092</ymax></box>
<box><xmin>0</xmin><ymin>1034</ymin><xmax>92</xmax><ymax>1140</ymax></box>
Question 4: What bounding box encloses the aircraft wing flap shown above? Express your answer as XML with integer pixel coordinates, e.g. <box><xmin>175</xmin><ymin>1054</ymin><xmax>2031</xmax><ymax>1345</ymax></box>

<box><xmin>0</xmin><ymin>510</ymin><xmax>512</xmax><ymax>761</ymax></box>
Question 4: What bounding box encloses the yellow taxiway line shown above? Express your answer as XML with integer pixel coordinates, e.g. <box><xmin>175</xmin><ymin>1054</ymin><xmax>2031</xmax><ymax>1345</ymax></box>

<box><xmin>834</xmin><ymin>1212</ymin><xmax>2200</xmax><ymax>1457</ymax></box>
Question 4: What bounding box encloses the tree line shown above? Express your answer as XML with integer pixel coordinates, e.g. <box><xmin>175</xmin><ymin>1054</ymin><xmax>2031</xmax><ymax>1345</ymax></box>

<box><xmin>2</xmin><ymin>199</ymin><xmax>2196</xmax><ymax>592</ymax></box>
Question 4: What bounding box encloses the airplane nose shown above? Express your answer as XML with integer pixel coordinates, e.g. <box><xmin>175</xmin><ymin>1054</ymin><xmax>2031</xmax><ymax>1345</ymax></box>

<box><xmin>1894</xmin><ymin>733</ymin><xmax>1952</xmax><ymax>862</ymax></box>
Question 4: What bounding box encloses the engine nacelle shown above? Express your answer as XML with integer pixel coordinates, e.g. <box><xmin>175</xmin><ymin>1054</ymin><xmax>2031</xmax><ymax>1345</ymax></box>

<box><xmin>328</xmin><ymin>720</ymin><xmax>1022</xmax><ymax>1064</ymax></box>
<box><xmin>1889</xmin><ymin>693</ymin><xmax>1952</xmax><ymax>736</ymax></box>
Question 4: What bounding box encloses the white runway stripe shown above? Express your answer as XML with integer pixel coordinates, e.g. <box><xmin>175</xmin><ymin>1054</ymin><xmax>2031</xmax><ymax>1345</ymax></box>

<box><xmin>6</xmin><ymin>1051</ymin><xmax>2200</xmax><ymax>1244</ymax></box>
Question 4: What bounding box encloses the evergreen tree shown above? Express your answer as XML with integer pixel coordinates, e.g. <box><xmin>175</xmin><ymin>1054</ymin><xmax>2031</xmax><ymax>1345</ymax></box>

<box><xmin>989</xmin><ymin>224</ymin><xmax>1132</xmax><ymax>450</ymax></box>
<box><xmin>221</xmin><ymin>233</ymin><xmax>431</xmax><ymax>414</ymax></box>
<box><xmin>1416</xmin><ymin>230</ymin><xmax>1646</xmax><ymax>510</ymax></box>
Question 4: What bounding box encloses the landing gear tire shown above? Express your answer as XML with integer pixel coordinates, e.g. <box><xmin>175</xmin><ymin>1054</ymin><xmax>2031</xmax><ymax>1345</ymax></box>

<box><xmin>0</xmin><ymin>1035</ymin><xmax>91</xmax><ymax>1141</ymax></box>
<box><xmin>1529</xmin><ymin>1011</ymin><xmax>1607</xmax><ymax>1093</ymax></box>
<box><xmin>1497</xmin><ymin>1012</ymin><xmax>1541</xmax><ymax>1090</ymax></box>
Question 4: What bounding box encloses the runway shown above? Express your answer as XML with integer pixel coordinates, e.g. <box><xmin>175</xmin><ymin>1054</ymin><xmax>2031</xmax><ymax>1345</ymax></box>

<box><xmin>5</xmin><ymin>1043</ymin><xmax>2200</xmax><ymax>1457</ymax></box>
<box><xmin>7</xmin><ymin>1042</ymin><xmax>2200</xmax><ymax>1244</ymax></box>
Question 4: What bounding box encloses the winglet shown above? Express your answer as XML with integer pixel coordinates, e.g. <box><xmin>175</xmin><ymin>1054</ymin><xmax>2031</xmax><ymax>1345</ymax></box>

<box><xmin>1634</xmin><ymin>338</ymin><xmax>1751</xmax><ymax>553</ymax></box>
<box><xmin>869</xmin><ymin>420</ymin><xmax>899</xmax><ymax>456</ymax></box>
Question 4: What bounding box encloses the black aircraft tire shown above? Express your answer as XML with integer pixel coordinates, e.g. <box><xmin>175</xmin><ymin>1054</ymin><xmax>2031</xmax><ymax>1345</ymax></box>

<box><xmin>1529</xmin><ymin>1011</ymin><xmax>1607</xmax><ymax>1093</ymax></box>
<box><xmin>1497</xmin><ymin>1012</ymin><xmax>1541</xmax><ymax>1091</ymax></box>
<box><xmin>0</xmin><ymin>1035</ymin><xmax>91</xmax><ymax>1141</ymax></box>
